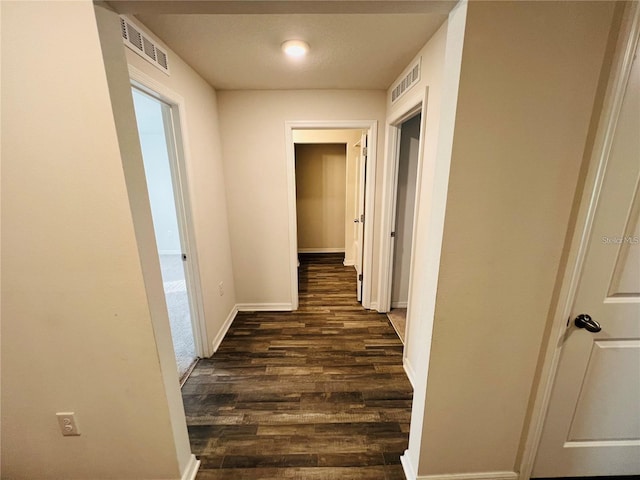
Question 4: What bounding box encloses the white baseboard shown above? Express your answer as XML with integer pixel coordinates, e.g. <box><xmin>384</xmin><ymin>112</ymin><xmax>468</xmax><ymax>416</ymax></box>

<box><xmin>297</xmin><ymin>248</ymin><xmax>345</xmax><ymax>253</ymax></box>
<box><xmin>236</xmin><ymin>303</ymin><xmax>294</xmax><ymax>312</ymax></box>
<box><xmin>391</xmin><ymin>301</ymin><xmax>408</xmax><ymax>308</ymax></box>
<box><xmin>369</xmin><ymin>301</ymin><xmax>379</xmax><ymax>311</ymax></box>
<box><xmin>212</xmin><ymin>305</ymin><xmax>238</xmax><ymax>353</ymax></box>
<box><xmin>401</xmin><ymin>451</ymin><xmax>417</xmax><ymax>480</ymax></box>
<box><xmin>403</xmin><ymin>357</ymin><xmax>416</xmax><ymax>389</ymax></box>
<box><xmin>417</xmin><ymin>473</ymin><xmax>518</xmax><ymax>480</ymax></box>
<box><xmin>181</xmin><ymin>454</ymin><xmax>200</xmax><ymax>480</ymax></box>
<box><xmin>343</xmin><ymin>259</ymin><xmax>355</xmax><ymax>266</ymax></box>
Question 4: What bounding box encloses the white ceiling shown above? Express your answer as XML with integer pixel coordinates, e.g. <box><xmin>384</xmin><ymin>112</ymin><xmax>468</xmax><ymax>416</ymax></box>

<box><xmin>114</xmin><ymin>1</ymin><xmax>452</xmax><ymax>91</ymax></box>
<box><xmin>134</xmin><ymin>13</ymin><xmax>447</xmax><ymax>90</ymax></box>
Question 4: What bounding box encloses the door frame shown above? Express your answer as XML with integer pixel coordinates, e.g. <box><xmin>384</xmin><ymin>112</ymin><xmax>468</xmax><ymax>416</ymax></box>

<box><xmin>378</xmin><ymin>102</ymin><xmax>424</xmax><ymax>314</ymax></box>
<box><xmin>285</xmin><ymin>120</ymin><xmax>378</xmax><ymax>310</ymax></box>
<box><xmin>518</xmin><ymin>4</ymin><xmax>640</xmax><ymax>478</ymax></box>
<box><xmin>355</xmin><ymin>132</ymin><xmax>368</xmax><ymax>301</ymax></box>
<box><xmin>129</xmin><ymin>65</ymin><xmax>210</xmax><ymax>358</ymax></box>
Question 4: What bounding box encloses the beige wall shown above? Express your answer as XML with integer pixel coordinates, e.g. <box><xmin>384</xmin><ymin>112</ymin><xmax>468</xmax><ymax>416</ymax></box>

<box><xmin>1</xmin><ymin>2</ymin><xmax>184</xmax><ymax>478</ymax></box>
<box><xmin>383</xmin><ymin>20</ymin><xmax>448</xmax><ymax>386</ymax></box>
<box><xmin>384</xmin><ymin>7</ymin><xmax>466</xmax><ymax>473</ymax></box>
<box><xmin>218</xmin><ymin>90</ymin><xmax>386</xmax><ymax>306</ymax></box>
<box><xmin>418</xmin><ymin>1</ymin><xmax>616</xmax><ymax>475</ymax></box>
<box><xmin>123</xmin><ymin>16</ymin><xmax>237</xmax><ymax>354</ymax></box>
<box><xmin>295</xmin><ymin>144</ymin><xmax>347</xmax><ymax>251</ymax></box>
<box><xmin>293</xmin><ymin>129</ymin><xmax>363</xmax><ymax>263</ymax></box>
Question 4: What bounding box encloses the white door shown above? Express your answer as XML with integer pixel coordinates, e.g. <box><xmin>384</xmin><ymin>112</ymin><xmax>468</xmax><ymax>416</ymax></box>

<box><xmin>354</xmin><ymin>133</ymin><xmax>367</xmax><ymax>302</ymax></box>
<box><xmin>533</xmin><ymin>19</ymin><xmax>640</xmax><ymax>477</ymax></box>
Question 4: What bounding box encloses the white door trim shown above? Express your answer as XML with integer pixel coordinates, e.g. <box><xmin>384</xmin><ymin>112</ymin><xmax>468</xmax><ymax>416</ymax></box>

<box><xmin>129</xmin><ymin>64</ymin><xmax>210</xmax><ymax>358</ymax></box>
<box><xmin>518</xmin><ymin>4</ymin><xmax>640</xmax><ymax>478</ymax></box>
<box><xmin>378</xmin><ymin>100</ymin><xmax>425</xmax><ymax>313</ymax></box>
<box><xmin>285</xmin><ymin>120</ymin><xmax>378</xmax><ymax>310</ymax></box>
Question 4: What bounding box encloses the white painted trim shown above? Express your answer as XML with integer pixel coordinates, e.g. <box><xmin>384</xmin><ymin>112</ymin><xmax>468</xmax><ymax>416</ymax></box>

<box><xmin>604</xmin><ymin>296</ymin><xmax>640</xmax><ymax>304</ymax></box>
<box><xmin>401</xmin><ymin>451</ymin><xmax>418</xmax><ymax>480</ymax></box>
<box><xmin>284</xmin><ymin>126</ymin><xmax>300</xmax><ymax>311</ymax></box>
<box><xmin>211</xmin><ymin>305</ymin><xmax>238</xmax><ymax>353</ymax></box>
<box><xmin>379</xmin><ymin>116</ymin><xmax>400</xmax><ymax>312</ymax></box>
<box><xmin>368</xmin><ymin>301</ymin><xmax>379</xmax><ymax>311</ymax></box>
<box><xmin>180</xmin><ymin>455</ymin><xmax>200</xmax><ymax>480</ymax></box>
<box><xmin>343</xmin><ymin>259</ymin><xmax>355</xmax><ymax>266</ymax></box>
<box><xmin>564</xmin><ymin>439</ymin><xmax>640</xmax><ymax>448</ymax></box>
<box><xmin>417</xmin><ymin>473</ymin><xmax>517</xmax><ymax>480</ymax></box>
<box><xmin>129</xmin><ymin>65</ymin><xmax>210</xmax><ymax>358</ymax></box>
<box><xmin>391</xmin><ymin>301</ymin><xmax>408</xmax><ymax>309</ymax></box>
<box><xmin>400</xmin><ymin>105</ymin><xmax>431</xmax><ymax>359</ymax></box>
<box><xmin>518</xmin><ymin>4</ymin><xmax>640</xmax><ymax>480</ymax></box>
<box><xmin>403</xmin><ymin>357</ymin><xmax>416</xmax><ymax>389</ymax></box>
<box><xmin>298</xmin><ymin>248</ymin><xmax>345</xmax><ymax>253</ymax></box>
<box><xmin>236</xmin><ymin>303</ymin><xmax>294</xmax><ymax>312</ymax></box>
<box><xmin>378</xmin><ymin>100</ymin><xmax>425</xmax><ymax>315</ymax></box>
<box><xmin>378</xmin><ymin>120</ymin><xmax>402</xmax><ymax>312</ymax></box>
<box><xmin>158</xmin><ymin>249</ymin><xmax>182</xmax><ymax>255</ymax></box>
<box><xmin>285</xmin><ymin>120</ymin><xmax>378</xmax><ymax>311</ymax></box>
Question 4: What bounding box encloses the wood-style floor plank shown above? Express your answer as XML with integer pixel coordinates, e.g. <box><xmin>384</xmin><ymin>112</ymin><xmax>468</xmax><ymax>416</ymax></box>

<box><xmin>184</xmin><ymin>253</ymin><xmax>412</xmax><ymax>480</ymax></box>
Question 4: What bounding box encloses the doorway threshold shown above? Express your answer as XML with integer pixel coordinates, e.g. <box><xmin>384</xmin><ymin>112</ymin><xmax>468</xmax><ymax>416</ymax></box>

<box><xmin>180</xmin><ymin>358</ymin><xmax>199</xmax><ymax>388</ymax></box>
<box><xmin>387</xmin><ymin>309</ymin><xmax>407</xmax><ymax>344</ymax></box>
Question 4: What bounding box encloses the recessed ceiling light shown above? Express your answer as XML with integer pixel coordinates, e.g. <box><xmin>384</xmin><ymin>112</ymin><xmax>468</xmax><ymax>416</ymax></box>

<box><xmin>282</xmin><ymin>40</ymin><xmax>309</xmax><ymax>58</ymax></box>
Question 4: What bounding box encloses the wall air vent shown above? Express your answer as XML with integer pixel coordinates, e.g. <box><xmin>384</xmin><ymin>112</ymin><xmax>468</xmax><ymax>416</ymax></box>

<box><xmin>120</xmin><ymin>16</ymin><xmax>170</xmax><ymax>76</ymax></box>
<box><xmin>391</xmin><ymin>58</ymin><xmax>421</xmax><ymax>104</ymax></box>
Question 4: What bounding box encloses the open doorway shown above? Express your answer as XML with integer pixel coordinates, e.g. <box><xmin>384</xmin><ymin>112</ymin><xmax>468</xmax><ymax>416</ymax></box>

<box><xmin>131</xmin><ymin>87</ymin><xmax>199</xmax><ymax>383</ymax></box>
<box><xmin>286</xmin><ymin>122</ymin><xmax>377</xmax><ymax>310</ymax></box>
<box><xmin>291</xmin><ymin>129</ymin><xmax>368</xmax><ymax>303</ymax></box>
<box><xmin>295</xmin><ymin>143</ymin><xmax>347</xmax><ymax>257</ymax></box>
<box><xmin>387</xmin><ymin>113</ymin><xmax>422</xmax><ymax>344</ymax></box>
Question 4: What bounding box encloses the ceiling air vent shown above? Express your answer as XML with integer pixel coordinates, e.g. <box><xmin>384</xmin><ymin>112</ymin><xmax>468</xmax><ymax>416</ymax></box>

<box><xmin>391</xmin><ymin>58</ymin><xmax>421</xmax><ymax>104</ymax></box>
<box><xmin>120</xmin><ymin>16</ymin><xmax>170</xmax><ymax>76</ymax></box>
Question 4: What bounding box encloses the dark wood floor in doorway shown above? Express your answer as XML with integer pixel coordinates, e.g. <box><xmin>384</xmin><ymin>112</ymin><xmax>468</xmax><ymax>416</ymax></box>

<box><xmin>183</xmin><ymin>253</ymin><xmax>413</xmax><ymax>480</ymax></box>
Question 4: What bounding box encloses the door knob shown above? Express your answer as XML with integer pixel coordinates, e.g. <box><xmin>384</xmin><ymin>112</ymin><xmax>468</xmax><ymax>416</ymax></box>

<box><xmin>574</xmin><ymin>314</ymin><xmax>601</xmax><ymax>333</ymax></box>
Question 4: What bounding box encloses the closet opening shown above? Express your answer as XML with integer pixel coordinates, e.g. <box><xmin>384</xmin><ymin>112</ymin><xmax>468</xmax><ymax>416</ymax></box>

<box><xmin>285</xmin><ymin>123</ymin><xmax>378</xmax><ymax>310</ymax></box>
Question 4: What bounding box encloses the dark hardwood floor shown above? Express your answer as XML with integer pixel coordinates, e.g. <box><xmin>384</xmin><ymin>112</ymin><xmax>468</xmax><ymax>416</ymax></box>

<box><xmin>183</xmin><ymin>253</ymin><xmax>413</xmax><ymax>480</ymax></box>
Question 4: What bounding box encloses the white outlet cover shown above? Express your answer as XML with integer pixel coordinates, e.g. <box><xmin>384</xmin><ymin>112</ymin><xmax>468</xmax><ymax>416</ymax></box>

<box><xmin>56</xmin><ymin>412</ymin><xmax>80</xmax><ymax>436</ymax></box>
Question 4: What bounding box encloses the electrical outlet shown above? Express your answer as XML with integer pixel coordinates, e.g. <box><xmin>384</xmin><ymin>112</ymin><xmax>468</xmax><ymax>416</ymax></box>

<box><xmin>56</xmin><ymin>412</ymin><xmax>80</xmax><ymax>436</ymax></box>
<box><xmin>218</xmin><ymin>281</ymin><xmax>224</xmax><ymax>296</ymax></box>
